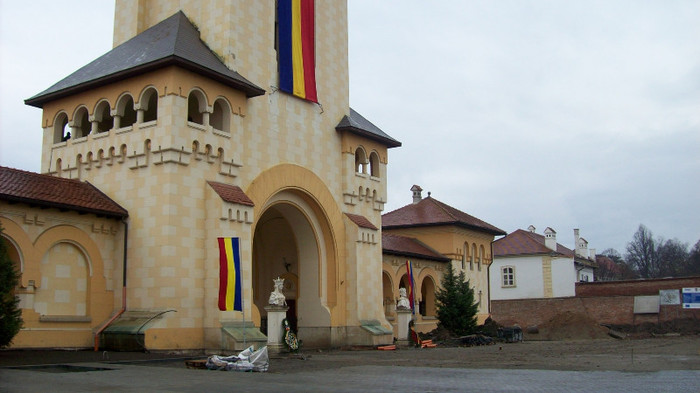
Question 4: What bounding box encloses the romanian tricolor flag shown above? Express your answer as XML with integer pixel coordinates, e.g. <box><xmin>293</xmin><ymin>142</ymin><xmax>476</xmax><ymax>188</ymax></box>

<box><xmin>406</xmin><ymin>260</ymin><xmax>416</xmax><ymax>314</ymax></box>
<box><xmin>277</xmin><ymin>0</ymin><xmax>318</xmax><ymax>102</ymax></box>
<box><xmin>218</xmin><ymin>237</ymin><xmax>242</xmax><ymax>311</ymax></box>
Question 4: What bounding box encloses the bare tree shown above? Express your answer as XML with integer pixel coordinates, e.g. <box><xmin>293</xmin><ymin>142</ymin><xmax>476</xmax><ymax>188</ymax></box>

<box><xmin>625</xmin><ymin>224</ymin><xmax>660</xmax><ymax>278</ymax></box>
<box><xmin>657</xmin><ymin>239</ymin><xmax>690</xmax><ymax>277</ymax></box>
<box><xmin>685</xmin><ymin>240</ymin><xmax>700</xmax><ymax>276</ymax></box>
<box><xmin>596</xmin><ymin>248</ymin><xmax>638</xmax><ymax>281</ymax></box>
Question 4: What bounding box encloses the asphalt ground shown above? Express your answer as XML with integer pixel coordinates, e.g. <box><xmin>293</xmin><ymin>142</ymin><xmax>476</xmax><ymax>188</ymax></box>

<box><xmin>1</xmin><ymin>338</ymin><xmax>699</xmax><ymax>392</ymax></box>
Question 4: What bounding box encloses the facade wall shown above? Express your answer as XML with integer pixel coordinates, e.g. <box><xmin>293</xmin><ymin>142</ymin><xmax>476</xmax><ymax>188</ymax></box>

<box><xmin>19</xmin><ymin>1</ymin><xmax>392</xmax><ymax>349</ymax></box>
<box><xmin>1</xmin><ymin>203</ymin><xmax>123</xmax><ymax>348</ymax></box>
<box><xmin>550</xmin><ymin>257</ymin><xmax>576</xmax><ymax>297</ymax></box>
<box><xmin>490</xmin><ymin>255</ymin><xmax>545</xmax><ymax>300</ymax></box>
<box><xmin>491</xmin><ymin>255</ymin><xmax>577</xmax><ymax>300</ymax></box>
<box><xmin>382</xmin><ymin>226</ymin><xmax>495</xmax><ymax>320</ymax></box>
<box><xmin>381</xmin><ymin>254</ymin><xmax>446</xmax><ymax>334</ymax></box>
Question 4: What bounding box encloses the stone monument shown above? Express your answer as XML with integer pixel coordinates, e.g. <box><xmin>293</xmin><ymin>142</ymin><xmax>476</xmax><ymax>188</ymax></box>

<box><xmin>265</xmin><ymin>277</ymin><xmax>289</xmax><ymax>353</ymax></box>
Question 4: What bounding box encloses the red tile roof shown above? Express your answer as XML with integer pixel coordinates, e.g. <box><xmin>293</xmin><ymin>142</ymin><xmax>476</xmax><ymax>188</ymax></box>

<box><xmin>207</xmin><ymin>181</ymin><xmax>254</xmax><ymax>206</ymax></box>
<box><xmin>382</xmin><ymin>196</ymin><xmax>506</xmax><ymax>236</ymax></box>
<box><xmin>493</xmin><ymin>229</ymin><xmax>574</xmax><ymax>257</ymax></box>
<box><xmin>382</xmin><ymin>233</ymin><xmax>450</xmax><ymax>262</ymax></box>
<box><xmin>345</xmin><ymin>213</ymin><xmax>378</xmax><ymax>230</ymax></box>
<box><xmin>0</xmin><ymin>166</ymin><xmax>127</xmax><ymax>218</ymax></box>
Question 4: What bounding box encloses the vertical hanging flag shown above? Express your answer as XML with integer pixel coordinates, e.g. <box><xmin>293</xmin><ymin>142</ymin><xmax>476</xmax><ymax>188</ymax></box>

<box><xmin>406</xmin><ymin>260</ymin><xmax>416</xmax><ymax>315</ymax></box>
<box><xmin>277</xmin><ymin>0</ymin><xmax>318</xmax><ymax>102</ymax></box>
<box><xmin>218</xmin><ymin>237</ymin><xmax>242</xmax><ymax>311</ymax></box>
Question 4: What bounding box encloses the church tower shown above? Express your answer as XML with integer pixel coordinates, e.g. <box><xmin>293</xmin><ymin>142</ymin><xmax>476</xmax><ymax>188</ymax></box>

<box><xmin>24</xmin><ymin>0</ymin><xmax>400</xmax><ymax>350</ymax></box>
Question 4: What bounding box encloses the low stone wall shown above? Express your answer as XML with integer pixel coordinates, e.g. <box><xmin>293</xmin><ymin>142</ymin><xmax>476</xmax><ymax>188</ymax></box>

<box><xmin>575</xmin><ymin>276</ymin><xmax>700</xmax><ymax>297</ymax></box>
<box><xmin>491</xmin><ymin>277</ymin><xmax>700</xmax><ymax>329</ymax></box>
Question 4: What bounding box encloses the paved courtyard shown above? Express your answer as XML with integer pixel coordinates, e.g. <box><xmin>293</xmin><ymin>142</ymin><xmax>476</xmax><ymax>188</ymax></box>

<box><xmin>2</xmin><ymin>337</ymin><xmax>699</xmax><ymax>392</ymax></box>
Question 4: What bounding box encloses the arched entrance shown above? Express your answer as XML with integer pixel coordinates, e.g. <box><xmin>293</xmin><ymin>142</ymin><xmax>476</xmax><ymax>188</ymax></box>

<box><xmin>252</xmin><ymin>190</ymin><xmax>331</xmax><ymax>346</ymax></box>
<box><xmin>420</xmin><ymin>275</ymin><xmax>437</xmax><ymax>317</ymax></box>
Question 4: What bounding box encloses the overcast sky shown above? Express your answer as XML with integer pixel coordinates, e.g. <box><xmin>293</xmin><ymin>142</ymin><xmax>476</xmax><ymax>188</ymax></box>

<box><xmin>1</xmin><ymin>1</ymin><xmax>698</xmax><ymax>254</ymax></box>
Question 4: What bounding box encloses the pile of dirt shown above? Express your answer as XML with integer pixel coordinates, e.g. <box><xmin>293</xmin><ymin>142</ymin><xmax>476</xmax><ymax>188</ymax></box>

<box><xmin>609</xmin><ymin>317</ymin><xmax>700</xmax><ymax>338</ymax></box>
<box><xmin>536</xmin><ymin>311</ymin><xmax>611</xmax><ymax>340</ymax></box>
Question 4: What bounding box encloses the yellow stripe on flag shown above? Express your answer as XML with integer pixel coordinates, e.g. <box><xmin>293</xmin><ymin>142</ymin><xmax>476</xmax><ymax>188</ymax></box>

<box><xmin>291</xmin><ymin>0</ymin><xmax>306</xmax><ymax>98</ymax></box>
<box><xmin>224</xmin><ymin>239</ymin><xmax>236</xmax><ymax>310</ymax></box>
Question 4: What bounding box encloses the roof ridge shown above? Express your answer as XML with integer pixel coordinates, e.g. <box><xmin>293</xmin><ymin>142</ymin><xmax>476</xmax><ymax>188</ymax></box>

<box><xmin>428</xmin><ymin>197</ymin><xmax>459</xmax><ymax>222</ymax></box>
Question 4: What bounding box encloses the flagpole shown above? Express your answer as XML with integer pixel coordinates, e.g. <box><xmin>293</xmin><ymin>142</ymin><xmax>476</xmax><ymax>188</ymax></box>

<box><xmin>240</xmin><ymin>239</ymin><xmax>246</xmax><ymax>348</ymax></box>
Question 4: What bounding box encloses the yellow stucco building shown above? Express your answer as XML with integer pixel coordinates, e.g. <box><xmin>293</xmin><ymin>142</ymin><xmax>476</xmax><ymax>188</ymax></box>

<box><xmin>2</xmin><ymin>0</ymin><xmax>402</xmax><ymax>351</ymax></box>
<box><xmin>1</xmin><ymin>1</ymin><xmax>508</xmax><ymax>352</ymax></box>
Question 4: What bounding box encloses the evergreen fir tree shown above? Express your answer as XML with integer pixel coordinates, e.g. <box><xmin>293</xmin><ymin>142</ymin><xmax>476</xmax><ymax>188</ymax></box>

<box><xmin>0</xmin><ymin>225</ymin><xmax>22</xmax><ymax>348</ymax></box>
<box><xmin>435</xmin><ymin>262</ymin><xmax>478</xmax><ymax>336</ymax></box>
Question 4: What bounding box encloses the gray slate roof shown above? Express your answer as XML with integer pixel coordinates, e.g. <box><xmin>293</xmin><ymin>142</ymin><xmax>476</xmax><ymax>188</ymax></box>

<box><xmin>26</xmin><ymin>11</ymin><xmax>264</xmax><ymax>107</ymax></box>
<box><xmin>336</xmin><ymin>108</ymin><xmax>401</xmax><ymax>148</ymax></box>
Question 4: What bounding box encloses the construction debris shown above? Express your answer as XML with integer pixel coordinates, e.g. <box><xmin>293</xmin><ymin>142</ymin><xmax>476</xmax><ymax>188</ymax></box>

<box><xmin>205</xmin><ymin>345</ymin><xmax>269</xmax><ymax>372</ymax></box>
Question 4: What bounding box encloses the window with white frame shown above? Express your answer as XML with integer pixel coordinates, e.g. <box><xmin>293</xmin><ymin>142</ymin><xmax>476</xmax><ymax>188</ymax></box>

<box><xmin>502</xmin><ymin>266</ymin><xmax>515</xmax><ymax>287</ymax></box>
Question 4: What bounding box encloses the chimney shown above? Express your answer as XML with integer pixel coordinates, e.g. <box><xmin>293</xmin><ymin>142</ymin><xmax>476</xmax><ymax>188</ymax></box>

<box><xmin>411</xmin><ymin>185</ymin><xmax>423</xmax><ymax>204</ymax></box>
<box><xmin>527</xmin><ymin>225</ymin><xmax>536</xmax><ymax>233</ymax></box>
<box><xmin>544</xmin><ymin>227</ymin><xmax>557</xmax><ymax>251</ymax></box>
<box><xmin>574</xmin><ymin>229</ymin><xmax>588</xmax><ymax>258</ymax></box>
<box><xmin>590</xmin><ymin>248</ymin><xmax>596</xmax><ymax>261</ymax></box>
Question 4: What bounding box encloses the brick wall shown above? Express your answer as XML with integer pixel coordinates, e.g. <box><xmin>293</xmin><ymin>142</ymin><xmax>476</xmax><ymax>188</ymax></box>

<box><xmin>575</xmin><ymin>276</ymin><xmax>700</xmax><ymax>297</ymax></box>
<box><xmin>491</xmin><ymin>277</ymin><xmax>700</xmax><ymax>328</ymax></box>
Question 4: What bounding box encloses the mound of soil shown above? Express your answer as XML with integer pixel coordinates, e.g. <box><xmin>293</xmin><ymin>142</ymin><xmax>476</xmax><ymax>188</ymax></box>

<box><xmin>609</xmin><ymin>317</ymin><xmax>700</xmax><ymax>338</ymax></box>
<box><xmin>537</xmin><ymin>311</ymin><xmax>611</xmax><ymax>340</ymax></box>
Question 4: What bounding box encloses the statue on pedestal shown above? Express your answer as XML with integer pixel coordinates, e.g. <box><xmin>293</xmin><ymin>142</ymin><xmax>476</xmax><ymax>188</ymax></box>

<box><xmin>268</xmin><ymin>277</ymin><xmax>287</xmax><ymax>306</ymax></box>
<box><xmin>396</xmin><ymin>287</ymin><xmax>411</xmax><ymax>310</ymax></box>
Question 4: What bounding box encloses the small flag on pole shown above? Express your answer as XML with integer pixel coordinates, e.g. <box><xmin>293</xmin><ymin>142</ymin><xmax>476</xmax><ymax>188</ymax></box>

<box><xmin>218</xmin><ymin>237</ymin><xmax>242</xmax><ymax>311</ymax></box>
<box><xmin>406</xmin><ymin>260</ymin><xmax>416</xmax><ymax>314</ymax></box>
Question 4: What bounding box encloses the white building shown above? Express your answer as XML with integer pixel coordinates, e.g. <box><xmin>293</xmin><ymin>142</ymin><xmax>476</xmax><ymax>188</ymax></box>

<box><xmin>490</xmin><ymin>226</ymin><xmax>597</xmax><ymax>300</ymax></box>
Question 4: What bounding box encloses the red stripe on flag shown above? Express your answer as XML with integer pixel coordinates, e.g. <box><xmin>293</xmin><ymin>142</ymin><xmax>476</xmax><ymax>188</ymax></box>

<box><xmin>218</xmin><ymin>237</ymin><xmax>229</xmax><ymax>311</ymax></box>
<box><xmin>300</xmin><ymin>0</ymin><xmax>317</xmax><ymax>102</ymax></box>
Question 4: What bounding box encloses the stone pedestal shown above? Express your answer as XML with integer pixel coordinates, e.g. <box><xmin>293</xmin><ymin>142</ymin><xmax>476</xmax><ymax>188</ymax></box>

<box><xmin>396</xmin><ymin>309</ymin><xmax>413</xmax><ymax>346</ymax></box>
<box><xmin>265</xmin><ymin>305</ymin><xmax>289</xmax><ymax>353</ymax></box>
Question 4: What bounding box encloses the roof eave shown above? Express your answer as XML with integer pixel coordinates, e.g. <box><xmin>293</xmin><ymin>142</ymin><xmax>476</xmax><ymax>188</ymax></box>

<box><xmin>336</xmin><ymin>126</ymin><xmax>402</xmax><ymax>148</ymax></box>
<box><xmin>25</xmin><ymin>56</ymin><xmax>265</xmax><ymax>108</ymax></box>
<box><xmin>1</xmin><ymin>194</ymin><xmax>128</xmax><ymax>219</ymax></box>
<box><xmin>383</xmin><ymin>221</ymin><xmax>506</xmax><ymax>236</ymax></box>
<box><xmin>382</xmin><ymin>249</ymin><xmax>451</xmax><ymax>263</ymax></box>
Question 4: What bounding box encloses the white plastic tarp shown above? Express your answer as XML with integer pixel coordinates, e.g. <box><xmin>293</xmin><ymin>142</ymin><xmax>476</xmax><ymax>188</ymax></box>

<box><xmin>206</xmin><ymin>345</ymin><xmax>269</xmax><ymax>372</ymax></box>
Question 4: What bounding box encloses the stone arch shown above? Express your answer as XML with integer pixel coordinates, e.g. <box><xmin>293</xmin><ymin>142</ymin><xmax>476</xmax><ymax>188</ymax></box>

<box><xmin>53</xmin><ymin>111</ymin><xmax>69</xmax><ymax>143</ymax></box>
<box><xmin>32</xmin><ymin>225</ymin><xmax>110</xmax><ymax>315</ymax></box>
<box><xmin>94</xmin><ymin>100</ymin><xmax>113</xmax><ymax>133</ymax></box>
<box><xmin>0</xmin><ymin>216</ymin><xmax>33</xmax><ymax>285</ymax></box>
<box><xmin>210</xmin><ymin>97</ymin><xmax>232</xmax><ymax>133</ymax></box>
<box><xmin>187</xmin><ymin>88</ymin><xmax>208</xmax><ymax>125</ymax></box>
<box><xmin>354</xmin><ymin>146</ymin><xmax>367</xmax><ymax>174</ymax></box>
<box><xmin>416</xmin><ymin>268</ymin><xmax>439</xmax><ymax>317</ymax></box>
<box><xmin>381</xmin><ymin>269</ymin><xmax>394</xmax><ymax>317</ymax></box>
<box><xmin>72</xmin><ymin>106</ymin><xmax>91</xmax><ymax>138</ymax></box>
<box><xmin>479</xmin><ymin>244</ymin><xmax>485</xmax><ymax>271</ymax></box>
<box><xmin>116</xmin><ymin>93</ymin><xmax>137</xmax><ymax>128</ymax></box>
<box><xmin>368</xmin><ymin>151</ymin><xmax>380</xmax><ymax>177</ymax></box>
<box><xmin>247</xmin><ymin>164</ymin><xmax>345</xmax><ymax>332</ymax></box>
<box><xmin>139</xmin><ymin>86</ymin><xmax>159</xmax><ymax>122</ymax></box>
<box><xmin>34</xmin><ymin>241</ymin><xmax>90</xmax><ymax>316</ymax></box>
